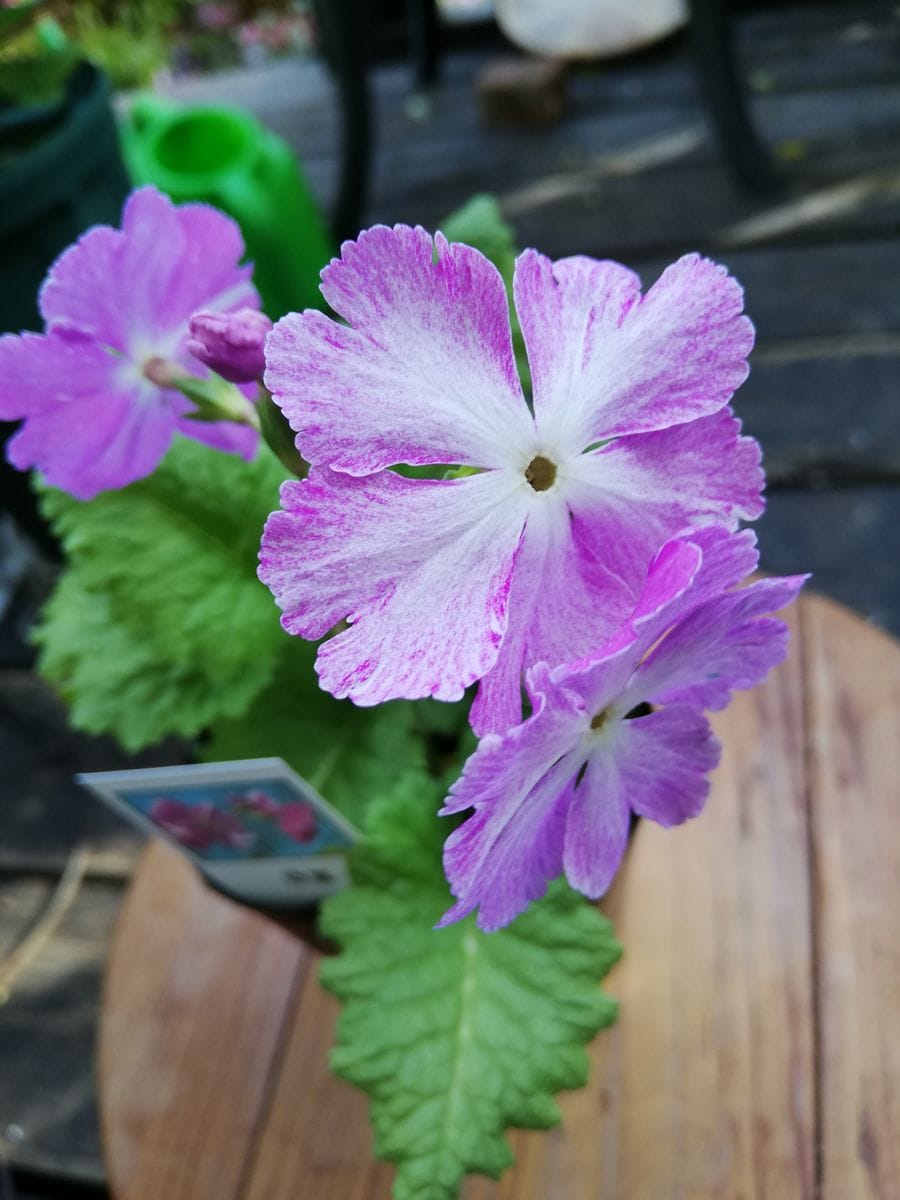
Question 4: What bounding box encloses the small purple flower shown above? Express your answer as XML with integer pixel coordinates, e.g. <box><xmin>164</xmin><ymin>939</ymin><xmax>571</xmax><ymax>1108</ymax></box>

<box><xmin>0</xmin><ymin>186</ymin><xmax>260</xmax><ymax>500</ymax></box>
<box><xmin>260</xmin><ymin>227</ymin><xmax>763</xmax><ymax>735</ymax></box>
<box><xmin>187</xmin><ymin>308</ymin><xmax>272</xmax><ymax>383</ymax></box>
<box><xmin>437</xmin><ymin>528</ymin><xmax>807</xmax><ymax>931</ymax></box>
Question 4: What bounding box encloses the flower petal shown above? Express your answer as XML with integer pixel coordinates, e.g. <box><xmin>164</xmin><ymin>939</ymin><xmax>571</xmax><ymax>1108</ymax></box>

<box><xmin>39</xmin><ymin>188</ymin><xmax>257</xmax><ymax>359</ymax></box>
<box><xmin>258</xmin><ymin>466</ymin><xmax>530</xmax><ymax>705</ymax></box>
<box><xmin>563</xmin><ymin>408</ymin><xmax>764</xmax><ymax>588</ymax></box>
<box><xmin>600</xmin><ymin>526</ymin><xmax>759</xmax><ymax>662</ymax></box>
<box><xmin>174</xmin><ymin>407</ymin><xmax>258</xmax><ymax>460</ymax></box>
<box><xmin>265</xmin><ymin>225</ymin><xmax>533</xmax><ymax>474</ymax></box>
<box><xmin>563</xmin><ymin>750</ymin><xmax>632</xmax><ymax>898</ymax></box>
<box><xmin>516</xmin><ymin>251</ymin><xmax>754</xmax><ymax>449</ymax></box>
<box><xmin>38</xmin><ymin>224</ymin><xmax>128</xmax><ymax>349</ymax></box>
<box><xmin>617</xmin><ymin>705</ymin><xmax>720</xmax><ymax>826</ymax></box>
<box><xmin>41</xmin><ymin>187</ymin><xmax>182</xmax><ymax>351</ymax></box>
<box><xmin>164</xmin><ymin>202</ymin><xmax>257</xmax><ymax>340</ymax></box>
<box><xmin>0</xmin><ymin>331</ymin><xmax>175</xmax><ymax>499</ymax></box>
<box><xmin>469</xmin><ymin>491</ymin><xmax>636</xmax><ymax>736</ymax></box>
<box><xmin>513</xmin><ymin>250</ymin><xmax>642</xmax><ymax>457</ymax></box>
<box><xmin>520</xmin><ymin>527</ymin><xmax>760</xmax><ymax>722</ymax></box>
<box><xmin>439</xmin><ymin>689</ymin><xmax>586</xmax><ymax>931</ymax></box>
<box><xmin>630</xmin><ymin>574</ymin><xmax>808</xmax><ymax>712</ymax></box>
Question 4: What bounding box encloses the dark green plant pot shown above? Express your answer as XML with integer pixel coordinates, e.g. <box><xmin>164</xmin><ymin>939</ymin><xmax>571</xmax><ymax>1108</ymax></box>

<box><xmin>0</xmin><ymin>62</ymin><xmax>130</xmax><ymax>551</ymax></box>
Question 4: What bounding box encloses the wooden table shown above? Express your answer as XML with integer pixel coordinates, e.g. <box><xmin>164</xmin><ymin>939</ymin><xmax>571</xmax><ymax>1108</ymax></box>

<box><xmin>98</xmin><ymin>591</ymin><xmax>900</xmax><ymax>1199</ymax></box>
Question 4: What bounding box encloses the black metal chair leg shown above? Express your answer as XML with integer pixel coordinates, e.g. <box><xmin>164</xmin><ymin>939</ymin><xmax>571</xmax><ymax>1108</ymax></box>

<box><xmin>689</xmin><ymin>0</ymin><xmax>784</xmax><ymax>195</ymax></box>
<box><xmin>311</xmin><ymin>0</ymin><xmax>372</xmax><ymax>244</ymax></box>
<box><xmin>406</xmin><ymin>0</ymin><xmax>441</xmax><ymax>91</ymax></box>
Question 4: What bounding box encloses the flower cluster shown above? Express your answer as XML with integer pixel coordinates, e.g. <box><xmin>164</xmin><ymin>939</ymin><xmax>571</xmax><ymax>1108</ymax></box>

<box><xmin>259</xmin><ymin>225</ymin><xmax>805</xmax><ymax>928</ymax></box>
<box><xmin>1</xmin><ymin>192</ymin><xmax>805</xmax><ymax>931</ymax></box>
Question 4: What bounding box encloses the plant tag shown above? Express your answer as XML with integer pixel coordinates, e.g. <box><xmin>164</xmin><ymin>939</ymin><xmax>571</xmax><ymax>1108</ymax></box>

<box><xmin>77</xmin><ymin>757</ymin><xmax>360</xmax><ymax>908</ymax></box>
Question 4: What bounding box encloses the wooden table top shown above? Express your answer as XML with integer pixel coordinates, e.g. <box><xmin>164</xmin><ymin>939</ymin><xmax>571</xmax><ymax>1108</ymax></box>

<box><xmin>98</xmin><ymin>591</ymin><xmax>900</xmax><ymax>1199</ymax></box>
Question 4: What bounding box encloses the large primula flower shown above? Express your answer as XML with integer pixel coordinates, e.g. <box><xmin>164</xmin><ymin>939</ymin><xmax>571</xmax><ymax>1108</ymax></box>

<box><xmin>0</xmin><ymin>186</ymin><xmax>259</xmax><ymax>500</ymax></box>
<box><xmin>438</xmin><ymin>528</ymin><xmax>807</xmax><ymax>931</ymax></box>
<box><xmin>260</xmin><ymin>226</ymin><xmax>764</xmax><ymax>734</ymax></box>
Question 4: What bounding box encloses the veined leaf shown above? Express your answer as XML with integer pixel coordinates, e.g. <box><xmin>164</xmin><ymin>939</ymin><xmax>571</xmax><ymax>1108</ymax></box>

<box><xmin>201</xmin><ymin>640</ymin><xmax>434</xmax><ymax>829</ymax></box>
<box><xmin>36</xmin><ymin>570</ymin><xmax>274</xmax><ymax>751</ymax></box>
<box><xmin>320</xmin><ymin>781</ymin><xmax>621</xmax><ymax>1199</ymax></box>
<box><xmin>35</xmin><ymin>437</ymin><xmax>288</xmax><ymax>749</ymax></box>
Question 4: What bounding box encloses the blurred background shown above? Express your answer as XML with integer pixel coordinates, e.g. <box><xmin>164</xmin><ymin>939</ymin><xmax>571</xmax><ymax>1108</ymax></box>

<box><xmin>1</xmin><ymin>0</ymin><xmax>899</xmax><ymax>1195</ymax></box>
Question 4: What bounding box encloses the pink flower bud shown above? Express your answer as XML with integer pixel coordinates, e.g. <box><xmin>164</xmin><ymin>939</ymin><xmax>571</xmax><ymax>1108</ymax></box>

<box><xmin>187</xmin><ymin>308</ymin><xmax>272</xmax><ymax>384</ymax></box>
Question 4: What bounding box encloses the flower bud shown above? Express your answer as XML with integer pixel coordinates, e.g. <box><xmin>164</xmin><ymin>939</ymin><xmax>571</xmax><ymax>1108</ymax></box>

<box><xmin>187</xmin><ymin>308</ymin><xmax>272</xmax><ymax>383</ymax></box>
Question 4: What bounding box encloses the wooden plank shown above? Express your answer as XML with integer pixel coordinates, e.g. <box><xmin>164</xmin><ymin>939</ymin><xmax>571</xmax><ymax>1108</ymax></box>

<box><xmin>98</xmin><ymin>596</ymin><xmax>900</xmax><ymax>1197</ymax></box>
<box><xmin>239</xmin><ymin>969</ymin><xmax>393</xmax><ymax>1200</ymax></box>
<box><xmin>802</xmin><ymin>596</ymin><xmax>900</xmax><ymax>1198</ymax></box>
<box><xmin>99</xmin><ymin>840</ymin><xmax>309</xmax><ymax>1200</ymax></box>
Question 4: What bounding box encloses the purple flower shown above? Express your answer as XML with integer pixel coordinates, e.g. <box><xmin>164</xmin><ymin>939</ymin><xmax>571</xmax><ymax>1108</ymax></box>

<box><xmin>260</xmin><ymin>227</ymin><xmax>763</xmax><ymax>735</ymax></box>
<box><xmin>0</xmin><ymin>186</ymin><xmax>260</xmax><ymax>500</ymax></box>
<box><xmin>187</xmin><ymin>308</ymin><xmax>272</xmax><ymax>383</ymax></box>
<box><xmin>437</xmin><ymin>528</ymin><xmax>807</xmax><ymax>931</ymax></box>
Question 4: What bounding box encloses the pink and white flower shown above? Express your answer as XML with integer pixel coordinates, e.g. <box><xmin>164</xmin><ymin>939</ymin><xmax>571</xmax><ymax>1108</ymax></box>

<box><xmin>0</xmin><ymin>187</ymin><xmax>260</xmax><ymax>500</ymax></box>
<box><xmin>438</xmin><ymin>528</ymin><xmax>807</xmax><ymax>931</ymax></box>
<box><xmin>260</xmin><ymin>226</ymin><xmax>763</xmax><ymax>734</ymax></box>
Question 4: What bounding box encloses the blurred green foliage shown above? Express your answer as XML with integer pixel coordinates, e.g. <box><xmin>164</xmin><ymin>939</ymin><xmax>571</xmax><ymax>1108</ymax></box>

<box><xmin>0</xmin><ymin>0</ymin><xmax>311</xmax><ymax>99</ymax></box>
<box><xmin>0</xmin><ymin>8</ymin><xmax>78</xmax><ymax>105</ymax></box>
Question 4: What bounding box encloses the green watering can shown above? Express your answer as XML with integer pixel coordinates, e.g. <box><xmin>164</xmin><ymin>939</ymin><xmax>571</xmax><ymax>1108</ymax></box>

<box><xmin>120</xmin><ymin>95</ymin><xmax>335</xmax><ymax>319</ymax></box>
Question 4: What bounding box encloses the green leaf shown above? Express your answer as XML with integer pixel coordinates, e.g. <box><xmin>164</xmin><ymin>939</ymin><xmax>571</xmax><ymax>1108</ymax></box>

<box><xmin>319</xmin><ymin>782</ymin><xmax>621</xmax><ymax>1199</ymax></box>
<box><xmin>34</xmin><ymin>438</ymin><xmax>288</xmax><ymax>751</ymax></box>
<box><xmin>441</xmin><ymin>195</ymin><xmax>517</xmax><ymax>286</ymax></box>
<box><xmin>36</xmin><ymin>570</ymin><xmax>274</xmax><ymax>751</ymax></box>
<box><xmin>201</xmin><ymin>639</ymin><xmax>433</xmax><ymax>829</ymax></box>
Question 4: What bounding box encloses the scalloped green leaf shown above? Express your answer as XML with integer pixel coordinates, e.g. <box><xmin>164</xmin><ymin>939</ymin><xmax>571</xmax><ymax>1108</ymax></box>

<box><xmin>34</xmin><ymin>437</ymin><xmax>288</xmax><ymax>750</ymax></box>
<box><xmin>319</xmin><ymin>780</ymin><xmax>621</xmax><ymax>1199</ymax></box>
<box><xmin>200</xmin><ymin>640</ymin><xmax>435</xmax><ymax>828</ymax></box>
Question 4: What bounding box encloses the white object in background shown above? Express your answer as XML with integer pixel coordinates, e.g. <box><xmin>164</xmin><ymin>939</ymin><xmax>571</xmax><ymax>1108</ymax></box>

<box><xmin>496</xmin><ymin>0</ymin><xmax>688</xmax><ymax>58</ymax></box>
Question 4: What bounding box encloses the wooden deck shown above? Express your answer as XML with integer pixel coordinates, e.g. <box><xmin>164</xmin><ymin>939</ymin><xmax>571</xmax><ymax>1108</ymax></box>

<box><xmin>98</xmin><ymin>593</ymin><xmax>900</xmax><ymax>1200</ymax></box>
<box><xmin>2</xmin><ymin>3</ymin><xmax>900</xmax><ymax>1195</ymax></box>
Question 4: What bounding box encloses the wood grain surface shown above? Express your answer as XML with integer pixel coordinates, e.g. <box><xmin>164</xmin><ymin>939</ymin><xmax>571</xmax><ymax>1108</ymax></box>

<box><xmin>803</xmin><ymin>597</ymin><xmax>900</xmax><ymax>1199</ymax></box>
<box><xmin>99</xmin><ymin>841</ymin><xmax>309</xmax><ymax>1200</ymax></box>
<box><xmin>98</xmin><ymin>590</ymin><xmax>900</xmax><ymax>1199</ymax></box>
